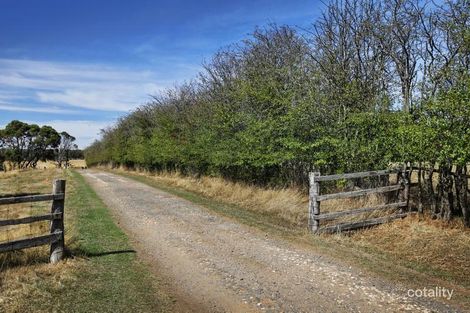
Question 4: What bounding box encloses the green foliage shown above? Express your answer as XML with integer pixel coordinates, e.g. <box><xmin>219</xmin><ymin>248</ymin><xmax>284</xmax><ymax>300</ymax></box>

<box><xmin>422</xmin><ymin>77</ymin><xmax>470</xmax><ymax>165</ymax></box>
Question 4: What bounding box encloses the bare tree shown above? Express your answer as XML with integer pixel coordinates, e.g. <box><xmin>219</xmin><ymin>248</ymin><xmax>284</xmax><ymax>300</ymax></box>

<box><xmin>380</xmin><ymin>0</ymin><xmax>424</xmax><ymax>112</ymax></box>
<box><xmin>420</xmin><ymin>0</ymin><xmax>470</xmax><ymax>97</ymax></box>
<box><xmin>310</xmin><ymin>0</ymin><xmax>392</xmax><ymax>116</ymax></box>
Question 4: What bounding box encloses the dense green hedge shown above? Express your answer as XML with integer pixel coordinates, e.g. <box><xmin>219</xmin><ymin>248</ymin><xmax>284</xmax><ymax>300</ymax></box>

<box><xmin>84</xmin><ymin>74</ymin><xmax>469</xmax><ymax>187</ymax></box>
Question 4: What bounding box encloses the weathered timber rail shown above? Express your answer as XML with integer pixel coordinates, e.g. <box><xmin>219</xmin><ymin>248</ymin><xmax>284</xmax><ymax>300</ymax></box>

<box><xmin>308</xmin><ymin>170</ymin><xmax>410</xmax><ymax>233</ymax></box>
<box><xmin>0</xmin><ymin>179</ymin><xmax>66</xmax><ymax>263</ymax></box>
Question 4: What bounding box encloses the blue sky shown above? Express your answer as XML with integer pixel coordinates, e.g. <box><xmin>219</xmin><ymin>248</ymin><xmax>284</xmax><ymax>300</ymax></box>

<box><xmin>0</xmin><ymin>0</ymin><xmax>321</xmax><ymax>148</ymax></box>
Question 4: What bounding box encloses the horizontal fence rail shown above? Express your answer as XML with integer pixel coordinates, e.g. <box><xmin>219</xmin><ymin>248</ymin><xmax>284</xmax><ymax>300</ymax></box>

<box><xmin>0</xmin><ymin>179</ymin><xmax>66</xmax><ymax>263</ymax></box>
<box><xmin>0</xmin><ymin>231</ymin><xmax>63</xmax><ymax>253</ymax></box>
<box><xmin>317</xmin><ymin>213</ymin><xmax>409</xmax><ymax>234</ymax></box>
<box><xmin>0</xmin><ymin>193</ymin><xmax>64</xmax><ymax>205</ymax></box>
<box><xmin>317</xmin><ymin>185</ymin><xmax>402</xmax><ymax>201</ymax></box>
<box><xmin>0</xmin><ymin>213</ymin><xmax>62</xmax><ymax>227</ymax></box>
<box><xmin>309</xmin><ymin>170</ymin><xmax>410</xmax><ymax>233</ymax></box>
<box><xmin>314</xmin><ymin>169</ymin><xmax>395</xmax><ymax>182</ymax></box>
<box><xmin>314</xmin><ymin>202</ymin><xmax>407</xmax><ymax>221</ymax></box>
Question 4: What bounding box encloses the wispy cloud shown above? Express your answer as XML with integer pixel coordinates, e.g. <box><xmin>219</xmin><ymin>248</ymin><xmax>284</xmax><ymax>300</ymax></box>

<box><xmin>0</xmin><ymin>103</ymin><xmax>80</xmax><ymax>114</ymax></box>
<box><xmin>0</xmin><ymin>58</ymin><xmax>169</xmax><ymax>112</ymax></box>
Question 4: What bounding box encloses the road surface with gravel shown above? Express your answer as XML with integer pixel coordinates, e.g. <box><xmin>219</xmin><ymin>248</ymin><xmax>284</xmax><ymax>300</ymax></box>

<box><xmin>81</xmin><ymin>170</ymin><xmax>456</xmax><ymax>313</ymax></box>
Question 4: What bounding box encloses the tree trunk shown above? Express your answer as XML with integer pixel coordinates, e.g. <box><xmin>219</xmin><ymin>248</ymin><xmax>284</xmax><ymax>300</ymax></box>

<box><xmin>455</xmin><ymin>165</ymin><xmax>463</xmax><ymax>216</ymax></box>
<box><xmin>439</xmin><ymin>163</ymin><xmax>454</xmax><ymax>220</ymax></box>
<box><xmin>426</xmin><ymin>162</ymin><xmax>438</xmax><ymax>216</ymax></box>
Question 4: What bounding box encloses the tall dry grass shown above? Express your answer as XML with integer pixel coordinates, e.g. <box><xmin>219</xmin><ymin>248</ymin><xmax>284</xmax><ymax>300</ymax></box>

<box><xmin>348</xmin><ymin>215</ymin><xmax>470</xmax><ymax>286</ymax></box>
<box><xmin>0</xmin><ymin>169</ymin><xmax>68</xmax><ymax>269</ymax></box>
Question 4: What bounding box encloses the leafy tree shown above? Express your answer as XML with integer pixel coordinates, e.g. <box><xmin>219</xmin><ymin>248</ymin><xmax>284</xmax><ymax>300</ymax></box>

<box><xmin>56</xmin><ymin>132</ymin><xmax>78</xmax><ymax>168</ymax></box>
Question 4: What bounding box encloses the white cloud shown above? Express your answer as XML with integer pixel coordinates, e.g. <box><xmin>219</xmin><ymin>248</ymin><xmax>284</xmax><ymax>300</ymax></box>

<box><xmin>0</xmin><ymin>58</ymin><xmax>168</xmax><ymax>112</ymax></box>
<box><xmin>37</xmin><ymin>89</ymin><xmax>133</xmax><ymax>112</ymax></box>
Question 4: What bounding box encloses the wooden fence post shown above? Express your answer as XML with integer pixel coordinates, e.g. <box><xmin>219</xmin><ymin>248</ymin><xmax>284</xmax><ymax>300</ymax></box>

<box><xmin>309</xmin><ymin>172</ymin><xmax>321</xmax><ymax>233</ymax></box>
<box><xmin>50</xmin><ymin>179</ymin><xmax>66</xmax><ymax>263</ymax></box>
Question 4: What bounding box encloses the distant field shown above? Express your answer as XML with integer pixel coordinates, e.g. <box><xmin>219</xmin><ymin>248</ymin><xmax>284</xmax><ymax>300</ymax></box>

<box><xmin>35</xmin><ymin>159</ymin><xmax>87</xmax><ymax>169</ymax></box>
<box><xmin>2</xmin><ymin>159</ymin><xmax>87</xmax><ymax>171</ymax></box>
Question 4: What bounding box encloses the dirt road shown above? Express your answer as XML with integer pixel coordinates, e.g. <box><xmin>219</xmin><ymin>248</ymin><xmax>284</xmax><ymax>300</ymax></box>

<box><xmin>81</xmin><ymin>170</ymin><xmax>456</xmax><ymax>313</ymax></box>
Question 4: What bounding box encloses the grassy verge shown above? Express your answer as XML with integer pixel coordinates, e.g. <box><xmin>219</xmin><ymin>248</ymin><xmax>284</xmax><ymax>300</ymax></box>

<box><xmin>0</xmin><ymin>169</ymin><xmax>172</xmax><ymax>313</ymax></box>
<box><xmin>109</xmin><ymin>168</ymin><xmax>470</xmax><ymax>308</ymax></box>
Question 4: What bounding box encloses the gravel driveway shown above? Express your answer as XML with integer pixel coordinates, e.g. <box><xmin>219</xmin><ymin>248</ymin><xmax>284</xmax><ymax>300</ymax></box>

<box><xmin>81</xmin><ymin>170</ymin><xmax>458</xmax><ymax>313</ymax></box>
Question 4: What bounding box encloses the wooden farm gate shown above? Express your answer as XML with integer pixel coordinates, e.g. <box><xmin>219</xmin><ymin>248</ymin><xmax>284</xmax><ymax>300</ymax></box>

<box><xmin>308</xmin><ymin>170</ymin><xmax>410</xmax><ymax>233</ymax></box>
<box><xmin>0</xmin><ymin>179</ymin><xmax>66</xmax><ymax>263</ymax></box>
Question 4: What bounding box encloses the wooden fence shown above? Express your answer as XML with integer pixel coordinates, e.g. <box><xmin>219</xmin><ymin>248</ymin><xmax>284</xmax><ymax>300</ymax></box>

<box><xmin>0</xmin><ymin>179</ymin><xmax>66</xmax><ymax>263</ymax></box>
<box><xmin>309</xmin><ymin>170</ymin><xmax>410</xmax><ymax>233</ymax></box>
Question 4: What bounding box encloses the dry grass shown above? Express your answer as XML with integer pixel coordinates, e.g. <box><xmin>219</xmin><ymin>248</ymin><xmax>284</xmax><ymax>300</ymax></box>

<box><xmin>68</xmin><ymin>159</ymin><xmax>87</xmax><ymax>168</ymax></box>
<box><xmin>32</xmin><ymin>161</ymin><xmax>57</xmax><ymax>170</ymax></box>
<box><xmin>344</xmin><ymin>215</ymin><xmax>470</xmax><ymax>285</ymax></box>
<box><xmin>0</xmin><ymin>169</ymin><xmax>70</xmax><ymax>269</ymax></box>
<box><xmin>2</xmin><ymin>159</ymin><xmax>87</xmax><ymax>172</ymax></box>
<box><xmin>0</xmin><ymin>259</ymin><xmax>83</xmax><ymax>311</ymax></box>
<box><xmin>112</xmin><ymin>167</ymin><xmax>470</xmax><ymax>288</ymax></box>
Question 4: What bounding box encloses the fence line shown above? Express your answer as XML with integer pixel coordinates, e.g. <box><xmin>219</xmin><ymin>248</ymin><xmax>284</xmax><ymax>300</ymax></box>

<box><xmin>309</xmin><ymin>170</ymin><xmax>410</xmax><ymax>233</ymax></box>
<box><xmin>314</xmin><ymin>169</ymin><xmax>395</xmax><ymax>182</ymax></box>
<box><xmin>0</xmin><ymin>179</ymin><xmax>66</xmax><ymax>263</ymax></box>
<box><xmin>0</xmin><ymin>193</ymin><xmax>64</xmax><ymax>205</ymax></box>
